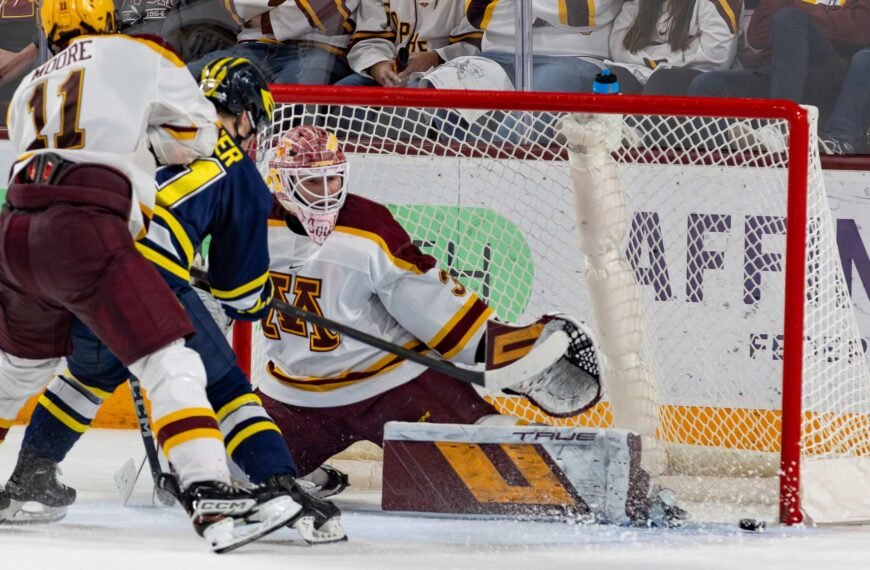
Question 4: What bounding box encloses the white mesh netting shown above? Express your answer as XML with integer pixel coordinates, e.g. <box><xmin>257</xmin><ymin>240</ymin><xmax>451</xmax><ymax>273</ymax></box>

<box><xmin>242</xmin><ymin>91</ymin><xmax>870</xmax><ymax>523</ymax></box>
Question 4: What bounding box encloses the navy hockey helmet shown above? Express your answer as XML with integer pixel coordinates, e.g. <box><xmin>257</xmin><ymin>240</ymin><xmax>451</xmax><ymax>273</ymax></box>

<box><xmin>199</xmin><ymin>57</ymin><xmax>274</xmax><ymax>143</ymax></box>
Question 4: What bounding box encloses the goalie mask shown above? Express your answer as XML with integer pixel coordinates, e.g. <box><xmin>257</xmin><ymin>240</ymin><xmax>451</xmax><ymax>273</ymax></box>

<box><xmin>268</xmin><ymin>126</ymin><xmax>349</xmax><ymax>244</ymax></box>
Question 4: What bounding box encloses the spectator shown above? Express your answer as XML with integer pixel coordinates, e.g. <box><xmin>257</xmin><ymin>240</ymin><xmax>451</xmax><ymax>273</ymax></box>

<box><xmin>268</xmin><ymin>0</ymin><xmax>358</xmax><ymax>84</ymax></box>
<box><xmin>819</xmin><ymin>48</ymin><xmax>870</xmax><ymax>154</ymax></box>
<box><xmin>336</xmin><ymin>0</ymin><xmax>482</xmax><ymax>87</ymax></box>
<box><xmin>687</xmin><ymin>0</ymin><xmax>870</xmax><ymax>151</ymax></box>
<box><xmin>414</xmin><ymin>0</ymin><xmax>624</xmax><ymax>145</ymax></box>
<box><xmin>464</xmin><ymin>0</ymin><xmax>624</xmax><ymax>93</ymax></box>
<box><xmin>187</xmin><ymin>1</ymin><xmax>297</xmax><ymax>81</ymax></box>
<box><xmin>608</xmin><ymin>0</ymin><xmax>741</xmax><ymax>95</ymax></box>
<box><xmin>118</xmin><ymin>0</ymin><xmax>243</xmax><ymax>62</ymax></box>
<box><xmin>0</xmin><ymin>0</ymin><xmax>39</xmax><ymax>126</ymax></box>
<box><xmin>188</xmin><ymin>0</ymin><xmax>356</xmax><ymax>85</ymax></box>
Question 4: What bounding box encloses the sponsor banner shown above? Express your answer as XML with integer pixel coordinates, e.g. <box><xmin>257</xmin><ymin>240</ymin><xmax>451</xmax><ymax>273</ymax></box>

<box><xmin>3</xmin><ymin>133</ymin><xmax>870</xmax><ymax>424</ymax></box>
<box><xmin>361</xmin><ymin>156</ymin><xmax>870</xmax><ymax>410</ymax></box>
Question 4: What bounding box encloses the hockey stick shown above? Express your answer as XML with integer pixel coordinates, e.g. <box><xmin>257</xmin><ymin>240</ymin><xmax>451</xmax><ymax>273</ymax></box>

<box><xmin>189</xmin><ymin>268</ymin><xmax>574</xmax><ymax>409</ymax></box>
<box><xmin>113</xmin><ymin>375</ymin><xmax>176</xmax><ymax>507</ymax></box>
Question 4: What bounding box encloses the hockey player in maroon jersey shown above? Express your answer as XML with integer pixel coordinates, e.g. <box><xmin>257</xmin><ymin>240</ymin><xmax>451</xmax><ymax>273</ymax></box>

<box><xmin>1</xmin><ymin>57</ymin><xmax>345</xmax><ymax>544</ymax></box>
<box><xmin>0</xmin><ymin>0</ymin><xmax>303</xmax><ymax>552</ymax></box>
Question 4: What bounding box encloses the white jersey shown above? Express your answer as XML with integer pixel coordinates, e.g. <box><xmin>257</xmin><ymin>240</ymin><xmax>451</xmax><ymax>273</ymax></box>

<box><xmin>7</xmin><ymin>34</ymin><xmax>217</xmax><ymax>238</ymax></box>
<box><xmin>257</xmin><ymin>195</ymin><xmax>494</xmax><ymax>408</ymax></box>
<box><xmin>467</xmin><ymin>0</ymin><xmax>623</xmax><ymax>59</ymax></box>
<box><xmin>348</xmin><ymin>0</ymin><xmax>482</xmax><ymax>75</ymax></box>
<box><xmin>269</xmin><ymin>0</ymin><xmax>360</xmax><ymax>55</ymax></box>
<box><xmin>608</xmin><ymin>0</ymin><xmax>740</xmax><ymax>83</ymax></box>
<box><xmin>233</xmin><ymin>0</ymin><xmax>278</xmax><ymax>41</ymax></box>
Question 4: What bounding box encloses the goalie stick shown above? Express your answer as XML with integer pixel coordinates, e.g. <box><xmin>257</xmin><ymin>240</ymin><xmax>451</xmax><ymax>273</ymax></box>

<box><xmin>113</xmin><ymin>375</ymin><xmax>176</xmax><ymax>507</ymax></box>
<box><xmin>190</xmin><ymin>268</ymin><xmax>599</xmax><ymax>417</ymax></box>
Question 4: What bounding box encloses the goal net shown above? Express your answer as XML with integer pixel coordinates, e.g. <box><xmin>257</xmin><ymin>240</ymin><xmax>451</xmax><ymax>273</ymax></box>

<box><xmin>235</xmin><ymin>85</ymin><xmax>870</xmax><ymax>525</ymax></box>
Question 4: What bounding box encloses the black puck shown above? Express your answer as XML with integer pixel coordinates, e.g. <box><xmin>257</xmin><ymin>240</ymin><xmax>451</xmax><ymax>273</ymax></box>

<box><xmin>738</xmin><ymin>518</ymin><xmax>766</xmax><ymax>532</ymax></box>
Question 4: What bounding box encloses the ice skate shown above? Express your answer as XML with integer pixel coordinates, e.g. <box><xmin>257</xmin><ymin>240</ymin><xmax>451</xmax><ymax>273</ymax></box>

<box><xmin>0</xmin><ymin>451</ymin><xmax>76</xmax><ymax>524</ymax></box>
<box><xmin>299</xmin><ymin>464</ymin><xmax>349</xmax><ymax>499</ymax></box>
<box><xmin>176</xmin><ymin>479</ymin><xmax>304</xmax><ymax>554</ymax></box>
<box><xmin>258</xmin><ymin>474</ymin><xmax>347</xmax><ymax>544</ymax></box>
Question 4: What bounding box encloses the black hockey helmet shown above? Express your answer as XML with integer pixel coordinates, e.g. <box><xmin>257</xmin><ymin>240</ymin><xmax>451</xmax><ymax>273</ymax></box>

<box><xmin>199</xmin><ymin>57</ymin><xmax>274</xmax><ymax>142</ymax></box>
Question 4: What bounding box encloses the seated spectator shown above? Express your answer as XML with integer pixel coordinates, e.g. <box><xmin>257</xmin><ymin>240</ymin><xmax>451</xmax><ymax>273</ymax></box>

<box><xmin>687</xmin><ymin>0</ymin><xmax>870</xmax><ymax>151</ymax></box>
<box><xmin>819</xmin><ymin>48</ymin><xmax>870</xmax><ymax>154</ymax></box>
<box><xmin>465</xmin><ymin>0</ymin><xmax>624</xmax><ymax>93</ymax></box>
<box><xmin>118</xmin><ymin>0</ymin><xmax>242</xmax><ymax>62</ymax></box>
<box><xmin>187</xmin><ymin>1</ymin><xmax>297</xmax><ymax>82</ymax></box>
<box><xmin>336</xmin><ymin>0</ymin><xmax>482</xmax><ymax>88</ymax></box>
<box><xmin>187</xmin><ymin>0</ymin><xmax>356</xmax><ymax>85</ymax></box>
<box><xmin>0</xmin><ymin>0</ymin><xmax>39</xmax><ymax>126</ymax></box>
<box><xmin>268</xmin><ymin>0</ymin><xmax>357</xmax><ymax>84</ymax></box>
<box><xmin>608</xmin><ymin>0</ymin><xmax>741</xmax><ymax>95</ymax></box>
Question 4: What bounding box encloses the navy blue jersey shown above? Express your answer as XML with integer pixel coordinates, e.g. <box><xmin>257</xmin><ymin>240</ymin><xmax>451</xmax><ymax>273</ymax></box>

<box><xmin>137</xmin><ymin>127</ymin><xmax>273</xmax><ymax>320</ymax></box>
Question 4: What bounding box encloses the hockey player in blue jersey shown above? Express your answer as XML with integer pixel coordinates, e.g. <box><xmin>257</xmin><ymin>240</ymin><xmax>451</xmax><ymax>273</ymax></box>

<box><xmin>0</xmin><ymin>57</ymin><xmax>345</xmax><ymax>543</ymax></box>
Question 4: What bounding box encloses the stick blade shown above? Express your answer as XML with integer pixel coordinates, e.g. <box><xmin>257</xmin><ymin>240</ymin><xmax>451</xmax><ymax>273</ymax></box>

<box><xmin>114</xmin><ymin>456</ymin><xmax>145</xmax><ymax>506</ymax></box>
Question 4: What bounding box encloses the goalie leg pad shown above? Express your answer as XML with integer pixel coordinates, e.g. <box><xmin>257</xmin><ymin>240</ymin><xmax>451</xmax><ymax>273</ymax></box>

<box><xmin>381</xmin><ymin>422</ymin><xmax>688</xmax><ymax>526</ymax></box>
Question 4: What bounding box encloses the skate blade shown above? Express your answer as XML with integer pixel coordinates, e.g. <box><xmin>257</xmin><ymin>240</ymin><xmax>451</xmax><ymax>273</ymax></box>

<box><xmin>207</xmin><ymin>495</ymin><xmax>302</xmax><ymax>554</ymax></box>
<box><xmin>292</xmin><ymin>516</ymin><xmax>348</xmax><ymax>544</ymax></box>
<box><xmin>1</xmin><ymin>499</ymin><xmax>68</xmax><ymax>524</ymax></box>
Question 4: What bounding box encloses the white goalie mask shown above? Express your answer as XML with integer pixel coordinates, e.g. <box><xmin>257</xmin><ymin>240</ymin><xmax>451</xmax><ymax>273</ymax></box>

<box><xmin>268</xmin><ymin>126</ymin><xmax>349</xmax><ymax>244</ymax></box>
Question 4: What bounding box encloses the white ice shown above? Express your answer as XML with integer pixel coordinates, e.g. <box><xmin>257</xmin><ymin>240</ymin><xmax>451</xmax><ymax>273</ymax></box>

<box><xmin>2</xmin><ymin>428</ymin><xmax>870</xmax><ymax>570</ymax></box>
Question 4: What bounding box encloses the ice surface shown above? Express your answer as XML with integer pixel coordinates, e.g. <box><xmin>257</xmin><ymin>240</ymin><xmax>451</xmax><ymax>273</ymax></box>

<box><xmin>2</xmin><ymin>428</ymin><xmax>869</xmax><ymax>569</ymax></box>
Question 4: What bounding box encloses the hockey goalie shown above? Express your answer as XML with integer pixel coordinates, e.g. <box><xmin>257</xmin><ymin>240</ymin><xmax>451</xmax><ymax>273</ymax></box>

<box><xmin>240</xmin><ymin>124</ymin><xmax>687</xmax><ymax>526</ymax></box>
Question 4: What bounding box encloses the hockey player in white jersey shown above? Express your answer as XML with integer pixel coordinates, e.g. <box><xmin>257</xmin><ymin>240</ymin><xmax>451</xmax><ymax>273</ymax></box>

<box><xmin>255</xmin><ymin>126</ymin><xmax>687</xmax><ymax>526</ymax></box>
<box><xmin>336</xmin><ymin>0</ymin><xmax>482</xmax><ymax>87</ymax></box>
<box><xmin>0</xmin><ymin>0</ymin><xmax>302</xmax><ymax>552</ymax></box>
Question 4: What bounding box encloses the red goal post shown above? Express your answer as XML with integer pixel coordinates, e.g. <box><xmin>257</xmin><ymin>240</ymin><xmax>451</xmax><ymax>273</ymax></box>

<box><xmin>233</xmin><ymin>85</ymin><xmax>869</xmax><ymax>526</ymax></box>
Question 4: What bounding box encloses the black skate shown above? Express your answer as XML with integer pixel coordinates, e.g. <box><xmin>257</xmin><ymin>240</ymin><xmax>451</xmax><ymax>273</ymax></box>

<box><xmin>0</xmin><ymin>451</ymin><xmax>76</xmax><ymax>524</ymax></box>
<box><xmin>260</xmin><ymin>474</ymin><xmax>347</xmax><ymax>544</ymax></box>
<box><xmin>300</xmin><ymin>464</ymin><xmax>349</xmax><ymax>499</ymax></box>
<box><xmin>163</xmin><ymin>476</ymin><xmax>304</xmax><ymax>554</ymax></box>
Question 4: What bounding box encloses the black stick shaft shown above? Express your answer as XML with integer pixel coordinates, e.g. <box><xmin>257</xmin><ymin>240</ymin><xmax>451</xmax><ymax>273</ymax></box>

<box><xmin>189</xmin><ymin>267</ymin><xmax>484</xmax><ymax>387</ymax></box>
<box><xmin>129</xmin><ymin>374</ymin><xmax>176</xmax><ymax>506</ymax></box>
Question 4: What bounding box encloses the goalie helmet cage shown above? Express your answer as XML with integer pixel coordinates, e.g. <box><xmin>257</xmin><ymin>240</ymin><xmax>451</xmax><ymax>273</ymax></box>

<box><xmin>232</xmin><ymin>85</ymin><xmax>870</xmax><ymax>526</ymax></box>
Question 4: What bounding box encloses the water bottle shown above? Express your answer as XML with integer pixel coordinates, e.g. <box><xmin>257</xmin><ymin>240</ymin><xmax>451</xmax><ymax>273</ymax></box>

<box><xmin>593</xmin><ymin>68</ymin><xmax>620</xmax><ymax>95</ymax></box>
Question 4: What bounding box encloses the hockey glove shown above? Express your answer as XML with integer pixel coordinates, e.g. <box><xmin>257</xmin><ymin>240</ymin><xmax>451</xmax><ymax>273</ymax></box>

<box><xmin>485</xmin><ymin>313</ymin><xmax>602</xmax><ymax>417</ymax></box>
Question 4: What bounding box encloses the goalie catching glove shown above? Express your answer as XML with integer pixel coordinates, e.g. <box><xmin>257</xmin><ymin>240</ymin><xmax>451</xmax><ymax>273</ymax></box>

<box><xmin>484</xmin><ymin>313</ymin><xmax>602</xmax><ymax>417</ymax></box>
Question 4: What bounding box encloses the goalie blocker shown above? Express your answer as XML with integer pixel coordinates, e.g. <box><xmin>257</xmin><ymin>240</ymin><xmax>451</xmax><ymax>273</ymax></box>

<box><xmin>381</xmin><ymin>422</ymin><xmax>688</xmax><ymax>527</ymax></box>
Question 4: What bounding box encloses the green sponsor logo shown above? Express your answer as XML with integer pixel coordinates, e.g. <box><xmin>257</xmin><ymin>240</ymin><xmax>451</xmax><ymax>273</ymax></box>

<box><xmin>387</xmin><ymin>205</ymin><xmax>534</xmax><ymax>322</ymax></box>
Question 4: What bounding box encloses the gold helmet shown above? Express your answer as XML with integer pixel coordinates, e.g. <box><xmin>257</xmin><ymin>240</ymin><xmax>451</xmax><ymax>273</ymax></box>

<box><xmin>41</xmin><ymin>0</ymin><xmax>117</xmax><ymax>52</ymax></box>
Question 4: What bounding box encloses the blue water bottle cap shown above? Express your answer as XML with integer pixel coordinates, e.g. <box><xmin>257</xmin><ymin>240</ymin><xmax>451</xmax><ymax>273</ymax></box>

<box><xmin>593</xmin><ymin>68</ymin><xmax>620</xmax><ymax>95</ymax></box>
